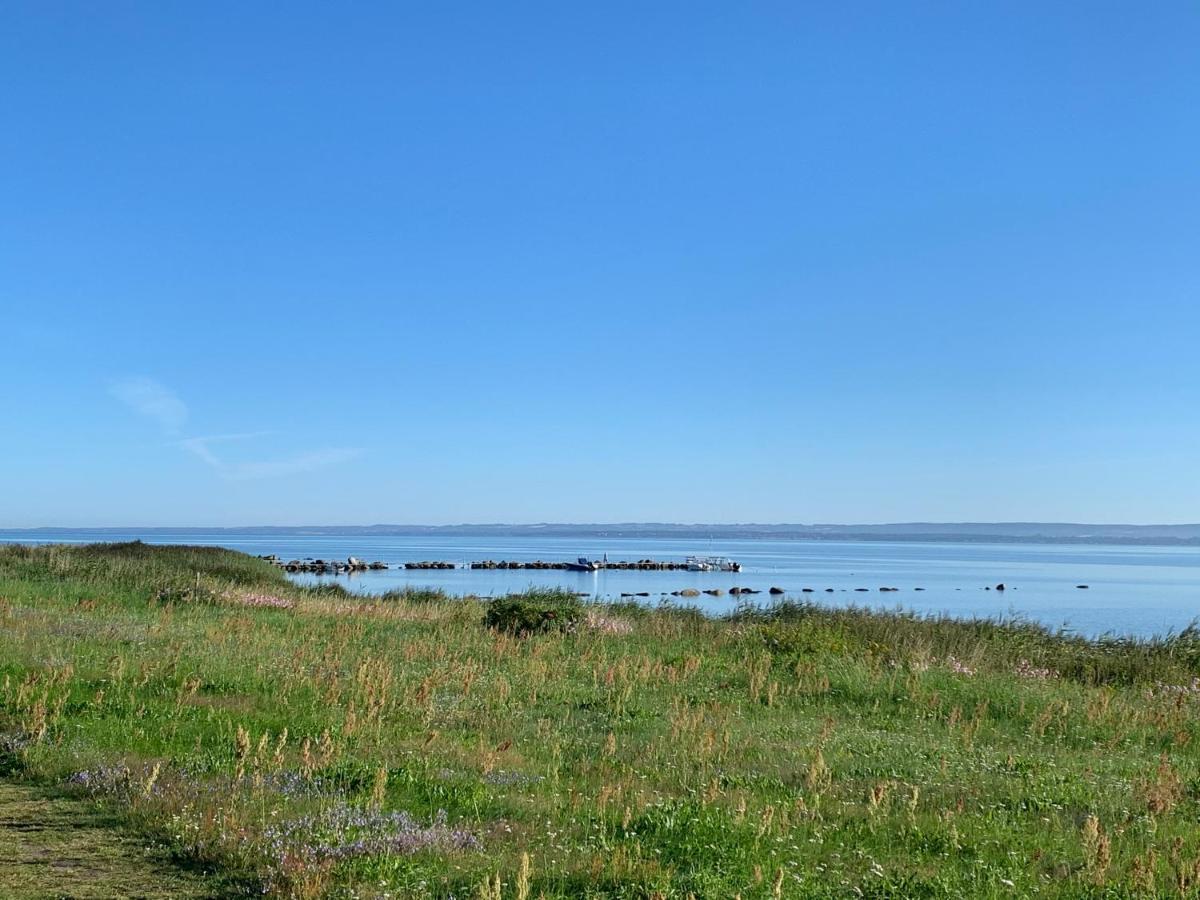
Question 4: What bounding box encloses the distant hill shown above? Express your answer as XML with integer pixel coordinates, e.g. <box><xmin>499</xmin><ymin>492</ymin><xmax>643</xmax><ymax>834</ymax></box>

<box><xmin>7</xmin><ymin>522</ymin><xmax>1200</xmax><ymax>545</ymax></box>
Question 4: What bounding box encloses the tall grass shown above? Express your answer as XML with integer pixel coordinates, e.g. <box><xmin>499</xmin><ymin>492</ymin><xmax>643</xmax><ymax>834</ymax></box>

<box><xmin>1</xmin><ymin>543</ymin><xmax>1199</xmax><ymax>898</ymax></box>
<box><xmin>731</xmin><ymin>599</ymin><xmax>1200</xmax><ymax>686</ymax></box>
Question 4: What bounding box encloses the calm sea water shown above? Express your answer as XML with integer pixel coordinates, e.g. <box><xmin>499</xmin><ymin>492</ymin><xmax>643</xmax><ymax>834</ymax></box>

<box><xmin>4</xmin><ymin>531</ymin><xmax>1200</xmax><ymax>638</ymax></box>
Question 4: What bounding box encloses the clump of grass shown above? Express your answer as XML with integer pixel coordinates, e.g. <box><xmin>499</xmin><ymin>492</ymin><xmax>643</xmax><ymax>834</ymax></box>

<box><xmin>378</xmin><ymin>586</ymin><xmax>452</xmax><ymax>604</ymax></box>
<box><xmin>484</xmin><ymin>588</ymin><xmax>583</xmax><ymax>636</ymax></box>
<box><xmin>299</xmin><ymin>581</ymin><xmax>351</xmax><ymax>599</ymax></box>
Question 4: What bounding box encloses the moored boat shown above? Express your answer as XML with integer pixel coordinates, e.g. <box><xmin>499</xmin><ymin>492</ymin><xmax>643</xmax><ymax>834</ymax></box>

<box><xmin>565</xmin><ymin>556</ymin><xmax>601</xmax><ymax>572</ymax></box>
<box><xmin>685</xmin><ymin>555</ymin><xmax>742</xmax><ymax>572</ymax></box>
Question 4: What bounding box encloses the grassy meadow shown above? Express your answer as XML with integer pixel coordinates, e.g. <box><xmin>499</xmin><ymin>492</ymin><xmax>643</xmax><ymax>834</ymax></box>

<box><xmin>2</xmin><ymin>542</ymin><xmax>1200</xmax><ymax>898</ymax></box>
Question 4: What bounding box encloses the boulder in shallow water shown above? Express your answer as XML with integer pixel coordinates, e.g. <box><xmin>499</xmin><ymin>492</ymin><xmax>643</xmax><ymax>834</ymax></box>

<box><xmin>679</xmin><ymin>588</ymin><xmax>700</xmax><ymax>598</ymax></box>
<box><xmin>769</xmin><ymin>586</ymin><xmax>785</xmax><ymax>595</ymax></box>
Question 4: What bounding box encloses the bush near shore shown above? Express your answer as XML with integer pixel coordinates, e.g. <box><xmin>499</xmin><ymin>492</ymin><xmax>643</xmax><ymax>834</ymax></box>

<box><xmin>1</xmin><ymin>542</ymin><xmax>1199</xmax><ymax>898</ymax></box>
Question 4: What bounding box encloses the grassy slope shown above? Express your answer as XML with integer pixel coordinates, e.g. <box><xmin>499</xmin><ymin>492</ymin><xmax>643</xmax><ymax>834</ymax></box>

<box><xmin>1</xmin><ymin>542</ymin><xmax>1199</xmax><ymax>898</ymax></box>
<box><xmin>0</xmin><ymin>781</ymin><xmax>221</xmax><ymax>899</ymax></box>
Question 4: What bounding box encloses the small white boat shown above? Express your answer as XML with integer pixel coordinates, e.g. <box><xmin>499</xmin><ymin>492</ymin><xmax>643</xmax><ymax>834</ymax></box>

<box><xmin>685</xmin><ymin>555</ymin><xmax>742</xmax><ymax>572</ymax></box>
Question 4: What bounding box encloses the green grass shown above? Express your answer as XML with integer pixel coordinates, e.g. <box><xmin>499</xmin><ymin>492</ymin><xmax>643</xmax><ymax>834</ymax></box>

<box><xmin>2</xmin><ymin>541</ymin><xmax>1200</xmax><ymax>898</ymax></box>
<box><xmin>0</xmin><ymin>781</ymin><xmax>228</xmax><ymax>899</ymax></box>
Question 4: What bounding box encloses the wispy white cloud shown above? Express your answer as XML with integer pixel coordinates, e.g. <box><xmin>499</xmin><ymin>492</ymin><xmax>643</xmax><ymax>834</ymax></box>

<box><xmin>223</xmin><ymin>448</ymin><xmax>364</xmax><ymax>480</ymax></box>
<box><xmin>177</xmin><ymin>432</ymin><xmax>274</xmax><ymax>469</ymax></box>
<box><xmin>179</xmin><ymin>437</ymin><xmax>223</xmax><ymax>469</ymax></box>
<box><xmin>179</xmin><ymin>436</ymin><xmax>361</xmax><ymax>480</ymax></box>
<box><xmin>178</xmin><ymin>431</ymin><xmax>274</xmax><ymax>445</ymax></box>
<box><xmin>113</xmin><ymin>378</ymin><xmax>363</xmax><ymax>480</ymax></box>
<box><xmin>109</xmin><ymin>377</ymin><xmax>188</xmax><ymax>434</ymax></box>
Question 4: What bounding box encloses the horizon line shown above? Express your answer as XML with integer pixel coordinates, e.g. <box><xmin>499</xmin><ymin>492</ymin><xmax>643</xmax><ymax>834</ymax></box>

<box><xmin>5</xmin><ymin>521</ymin><xmax>1200</xmax><ymax>531</ymax></box>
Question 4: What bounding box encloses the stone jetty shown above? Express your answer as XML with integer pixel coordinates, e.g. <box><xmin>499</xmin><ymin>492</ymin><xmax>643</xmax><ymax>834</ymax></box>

<box><xmin>265</xmin><ymin>556</ymin><xmax>731</xmax><ymax>573</ymax></box>
<box><xmin>266</xmin><ymin>555</ymin><xmax>739</xmax><ymax>574</ymax></box>
<box><xmin>260</xmin><ymin>555</ymin><xmax>388</xmax><ymax>575</ymax></box>
<box><xmin>263</xmin><ymin>555</ymin><xmax>1008</xmax><ymax>601</ymax></box>
<box><xmin>469</xmin><ymin>559</ymin><xmax>698</xmax><ymax>571</ymax></box>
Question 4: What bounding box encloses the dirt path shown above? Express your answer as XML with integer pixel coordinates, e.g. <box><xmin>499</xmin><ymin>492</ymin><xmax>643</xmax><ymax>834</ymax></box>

<box><xmin>0</xmin><ymin>782</ymin><xmax>222</xmax><ymax>899</ymax></box>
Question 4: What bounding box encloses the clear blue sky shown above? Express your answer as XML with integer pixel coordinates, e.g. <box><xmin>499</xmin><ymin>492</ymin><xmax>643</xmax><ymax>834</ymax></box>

<box><xmin>3</xmin><ymin>2</ymin><xmax>1198</xmax><ymax>527</ymax></box>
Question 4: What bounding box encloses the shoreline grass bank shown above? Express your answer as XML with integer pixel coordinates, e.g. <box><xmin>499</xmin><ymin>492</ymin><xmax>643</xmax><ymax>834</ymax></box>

<box><xmin>2</xmin><ymin>542</ymin><xmax>1199</xmax><ymax>898</ymax></box>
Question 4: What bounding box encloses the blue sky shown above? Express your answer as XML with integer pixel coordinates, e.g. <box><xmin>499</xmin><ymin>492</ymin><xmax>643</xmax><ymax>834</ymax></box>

<box><xmin>2</xmin><ymin>2</ymin><xmax>1198</xmax><ymax>526</ymax></box>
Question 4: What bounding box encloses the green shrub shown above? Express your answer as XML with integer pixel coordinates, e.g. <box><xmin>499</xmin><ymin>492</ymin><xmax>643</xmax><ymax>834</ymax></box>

<box><xmin>484</xmin><ymin>588</ymin><xmax>583</xmax><ymax>636</ymax></box>
<box><xmin>759</xmin><ymin>620</ymin><xmax>858</xmax><ymax>656</ymax></box>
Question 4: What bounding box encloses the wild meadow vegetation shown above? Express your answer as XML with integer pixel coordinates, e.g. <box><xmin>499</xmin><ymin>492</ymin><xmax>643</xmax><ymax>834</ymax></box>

<box><xmin>2</xmin><ymin>543</ymin><xmax>1200</xmax><ymax>898</ymax></box>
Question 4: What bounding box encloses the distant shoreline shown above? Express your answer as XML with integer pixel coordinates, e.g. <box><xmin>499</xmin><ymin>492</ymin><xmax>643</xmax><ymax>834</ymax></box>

<box><xmin>5</xmin><ymin>523</ymin><xmax>1200</xmax><ymax>547</ymax></box>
